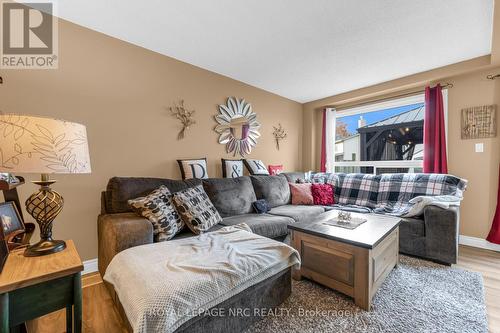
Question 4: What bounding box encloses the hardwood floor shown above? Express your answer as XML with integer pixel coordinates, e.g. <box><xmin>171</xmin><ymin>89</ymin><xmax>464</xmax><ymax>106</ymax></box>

<box><xmin>27</xmin><ymin>245</ymin><xmax>500</xmax><ymax>333</ymax></box>
<box><xmin>26</xmin><ymin>274</ymin><xmax>128</xmax><ymax>333</ymax></box>
<box><xmin>455</xmin><ymin>246</ymin><xmax>500</xmax><ymax>333</ymax></box>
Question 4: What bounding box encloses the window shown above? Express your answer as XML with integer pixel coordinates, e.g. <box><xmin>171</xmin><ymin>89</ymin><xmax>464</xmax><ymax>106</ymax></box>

<box><xmin>326</xmin><ymin>92</ymin><xmax>447</xmax><ymax>174</ymax></box>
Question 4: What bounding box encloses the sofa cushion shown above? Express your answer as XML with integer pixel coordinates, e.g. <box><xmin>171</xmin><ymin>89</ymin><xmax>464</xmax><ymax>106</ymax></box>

<box><xmin>268</xmin><ymin>205</ymin><xmax>325</xmax><ymax>223</ymax></box>
<box><xmin>106</xmin><ymin>177</ymin><xmax>202</xmax><ymax>214</ymax></box>
<box><xmin>250</xmin><ymin>175</ymin><xmax>291</xmax><ymax>208</ymax></box>
<box><xmin>173</xmin><ymin>185</ymin><xmax>222</xmax><ymax>234</ymax></box>
<box><xmin>220</xmin><ymin>213</ymin><xmax>294</xmax><ymax>239</ymax></box>
<box><xmin>202</xmin><ymin>177</ymin><xmax>256</xmax><ymax>217</ymax></box>
<box><xmin>128</xmin><ymin>186</ymin><xmax>184</xmax><ymax>242</ymax></box>
<box><xmin>281</xmin><ymin>172</ymin><xmax>306</xmax><ymax>184</ymax></box>
<box><xmin>336</xmin><ymin>173</ymin><xmax>380</xmax><ymax>208</ymax></box>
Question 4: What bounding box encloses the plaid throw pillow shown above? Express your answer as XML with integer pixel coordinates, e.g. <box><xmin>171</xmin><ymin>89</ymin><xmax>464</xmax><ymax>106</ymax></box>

<box><xmin>128</xmin><ymin>186</ymin><xmax>184</xmax><ymax>242</ymax></box>
<box><xmin>377</xmin><ymin>173</ymin><xmax>467</xmax><ymax>208</ymax></box>
<box><xmin>173</xmin><ymin>185</ymin><xmax>222</xmax><ymax>234</ymax></box>
<box><xmin>336</xmin><ymin>174</ymin><xmax>380</xmax><ymax>208</ymax></box>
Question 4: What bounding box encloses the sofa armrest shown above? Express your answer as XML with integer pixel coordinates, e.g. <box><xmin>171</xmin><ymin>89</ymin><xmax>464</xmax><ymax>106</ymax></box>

<box><xmin>98</xmin><ymin>212</ymin><xmax>153</xmax><ymax>277</ymax></box>
<box><xmin>423</xmin><ymin>205</ymin><xmax>459</xmax><ymax>264</ymax></box>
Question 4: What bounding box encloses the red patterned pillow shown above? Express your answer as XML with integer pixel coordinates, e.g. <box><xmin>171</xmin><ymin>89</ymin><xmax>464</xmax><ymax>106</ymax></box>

<box><xmin>311</xmin><ymin>184</ymin><xmax>334</xmax><ymax>205</ymax></box>
<box><xmin>289</xmin><ymin>183</ymin><xmax>313</xmax><ymax>205</ymax></box>
<box><xmin>268</xmin><ymin>165</ymin><xmax>284</xmax><ymax>176</ymax></box>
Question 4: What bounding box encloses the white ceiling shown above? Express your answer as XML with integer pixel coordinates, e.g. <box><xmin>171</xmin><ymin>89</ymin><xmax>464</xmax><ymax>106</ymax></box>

<box><xmin>52</xmin><ymin>0</ymin><xmax>494</xmax><ymax>103</ymax></box>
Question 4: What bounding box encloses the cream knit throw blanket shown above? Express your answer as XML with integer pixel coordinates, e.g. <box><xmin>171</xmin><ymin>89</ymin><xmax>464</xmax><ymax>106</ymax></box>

<box><xmin>104</xmin><ymin>224</ymin><xmax>300</xmax><ymax>333</ymax></box>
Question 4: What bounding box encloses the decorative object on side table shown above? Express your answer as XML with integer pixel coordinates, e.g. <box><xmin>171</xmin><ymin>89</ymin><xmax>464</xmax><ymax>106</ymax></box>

<box><xmin>167</xmin><ymin>100</ymin><xmax>196</xmax><ymax>140</ymax></box>
<box><xmin>0</xmin><ymin>174</ymin><xmax>25</xmax><ymax>220</ymax></box>
<box><xmin>338</xmin><ymin>211</ymin><xmax>352</xmax><ymax>222</ymax></box>
<box><xmin>214</xmin><ymin>97</ymin><xmax>261</xmax><ymax>157</ymax></box>
<box><xmin>272</xmin><ymin>123</ymin><xmax>287</xmax><ymax>150</ymax></box>
<box><xmin>0</xmin><ymin>173</ymin><xmax>19</xmax><ymax>184</ymax></box>
<box><xmin>461</xmin><ymin>105</ymin><xmax>497</xmax><ymax>139</ymax></box>
<box><xmin>323</xmin><ymin>211</ymin><xmax>368</xmax><ymax>230</ymax></box>
<box><xmin>0</xmin><ymin>175</ymin><xmax>36</xmax><ymax>250</ymax></box>
<box><xmin>0</xmin><ymin>114</ymin><xmax>91</xmax><ymax>256</ymax></box>
<box><xmin>0</xmin><ymin>202</ymin><xmax>25</xmax><ymax>241</ymax></box>
<box><xmin>0</xmin><ymin>227</ymin><xmax>8</xmax><ymax>273</ymax></box>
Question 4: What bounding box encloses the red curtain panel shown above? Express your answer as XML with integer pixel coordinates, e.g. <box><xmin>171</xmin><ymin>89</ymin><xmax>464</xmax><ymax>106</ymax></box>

<box><xmin>486</xmin><ymin>165</ymin><xmax>500</xmax><ymax>244</ymax></box>
<box><xmin>320</xmin><ymin>109</ymin><xmax>327</xmax><ymax>172</ymax></box>
<box><xmin>423</xmin><ymin>84</ymin><xmax>448</xmax><ymax>173</ymax></box>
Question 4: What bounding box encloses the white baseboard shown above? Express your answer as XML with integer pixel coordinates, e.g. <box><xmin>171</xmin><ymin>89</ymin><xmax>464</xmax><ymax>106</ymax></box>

<box><xmin>459</xmin><ymin>235</ymin><xmax>500</xmax><ymax>252</ymax></box>
<box><xmin>83</xmin><ymin>258</ymin><xmax>98</xmax><ymax>275</ymax></box>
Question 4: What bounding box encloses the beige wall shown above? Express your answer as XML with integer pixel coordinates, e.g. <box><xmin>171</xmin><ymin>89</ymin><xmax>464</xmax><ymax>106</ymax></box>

<box><xmin>302</xmin><ymin>65</ymin><xmax>500</xmax><ymax>240</ymax></box>
<box><xmin>447</xmin><ymin>69</ymin><xmax>500</xmax><ymax>238</ymax></box>
<box><xmin>1</xmin><ymin>6</ymin><xmax>499</xmax><ymax>260</ymax></box>
<box><xmin>0</xmin><ymin>20</ymin><xmax>303</xmax><ymax>260</ymax></box>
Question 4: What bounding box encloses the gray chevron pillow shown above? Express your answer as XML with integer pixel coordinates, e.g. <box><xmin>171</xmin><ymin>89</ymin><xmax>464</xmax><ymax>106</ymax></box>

<box><xmin>173</xmin><ymin>185</ymin><xmax>222</xmax><ymax>234</ymax></box>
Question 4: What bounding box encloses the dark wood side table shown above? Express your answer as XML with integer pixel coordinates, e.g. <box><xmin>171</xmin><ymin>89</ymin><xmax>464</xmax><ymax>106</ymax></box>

<box><xmin>0</xmin><ymin>240</ymin><xmax>83</xmax><ymax>333</ymax></box>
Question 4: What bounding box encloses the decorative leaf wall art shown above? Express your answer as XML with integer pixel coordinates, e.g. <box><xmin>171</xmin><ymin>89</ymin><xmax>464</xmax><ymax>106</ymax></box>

<box><xmin>272</xmin><ymin>123</ymin><xmax>287</xmax><ymax>150</ymax></box>
<box><xmin>168</xmin><ymin>100</ymin><xmax>196</xmax><ymax>140</ymax></box>
<box><xmin>214</xmin><ymin>97</ymin><xmax>260</xmax><ymax>157</ymax></box>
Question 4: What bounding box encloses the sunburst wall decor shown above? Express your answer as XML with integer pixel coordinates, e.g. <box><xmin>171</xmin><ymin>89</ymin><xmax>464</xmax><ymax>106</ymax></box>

<box><xmin>214</xmin><ymin>97</ymin><xmax>260</xmax><ymax>157</ymax></box>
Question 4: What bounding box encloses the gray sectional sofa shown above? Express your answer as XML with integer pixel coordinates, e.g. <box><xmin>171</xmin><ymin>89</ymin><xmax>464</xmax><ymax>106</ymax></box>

<box><xmin>98</xmin><ymin>172</ymin><xmax>461</xmax><ymax>282</ymax></box>
<box><xmin>97</xmin><ymin>172</ymin><xmax>462</xmax><ymax>332</ymax></box>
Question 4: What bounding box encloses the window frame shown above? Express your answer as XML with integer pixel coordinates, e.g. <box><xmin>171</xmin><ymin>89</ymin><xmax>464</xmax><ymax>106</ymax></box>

<box><xmin>326</xmin><ymin>92</ymin><xmax>447</xmax><ymax>174</ymax></box>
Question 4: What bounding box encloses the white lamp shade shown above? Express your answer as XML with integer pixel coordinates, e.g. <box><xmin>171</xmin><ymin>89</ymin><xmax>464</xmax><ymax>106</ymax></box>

<box><xmin>0</xmin><ymin>114</ymin><xmax>91</xmax><ymax>174</ymax></box>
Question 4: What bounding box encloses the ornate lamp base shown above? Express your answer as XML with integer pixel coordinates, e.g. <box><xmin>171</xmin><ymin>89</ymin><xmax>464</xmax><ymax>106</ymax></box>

<box><xmin>23</xmin><ymin>174</ymin><xmax>65</xmax><ymax>257</ymax></box>
<box><xmin>24</xmin><ymin>239</ymin><xmax>66</xmax><ymax>257</ymax></box>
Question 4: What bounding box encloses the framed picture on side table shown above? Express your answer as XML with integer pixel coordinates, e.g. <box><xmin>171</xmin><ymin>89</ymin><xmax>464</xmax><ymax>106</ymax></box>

<box><xmin>0</xmin><ymin>202</ymin><xmax>25</xmax><ymax>239</ymax></box>
<box><xmin>0</xmin><ymin>226</ymin><xmax>9</xmax><ymax>273</ymax></box>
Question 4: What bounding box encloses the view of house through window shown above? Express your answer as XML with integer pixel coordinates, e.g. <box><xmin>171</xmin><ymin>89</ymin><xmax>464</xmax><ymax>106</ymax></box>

<box><xmin>332</xmin><ymin>94</ymin><xmax>436</xmax><ymax>174</ymax></box>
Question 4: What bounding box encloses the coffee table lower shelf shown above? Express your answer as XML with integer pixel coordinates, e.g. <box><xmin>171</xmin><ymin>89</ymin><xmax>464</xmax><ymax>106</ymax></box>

<box><xmin>290</xmin><ymin>227</ymin><xmax>399</xmax><ymax>310</ymax></box>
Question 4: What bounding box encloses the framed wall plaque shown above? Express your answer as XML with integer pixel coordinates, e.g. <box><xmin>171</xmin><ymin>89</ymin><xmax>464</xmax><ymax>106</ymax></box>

<box><xmin>461</xmin><ymin>105</ymin><xmax>497</xmax><ymax>139</ymax></box>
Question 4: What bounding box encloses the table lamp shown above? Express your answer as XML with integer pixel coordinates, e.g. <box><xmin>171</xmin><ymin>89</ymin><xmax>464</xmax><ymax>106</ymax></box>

<box><xmin>0</xmin><ymin>114</ymin><xmax>91</xmax><ymax>256</ymax></box>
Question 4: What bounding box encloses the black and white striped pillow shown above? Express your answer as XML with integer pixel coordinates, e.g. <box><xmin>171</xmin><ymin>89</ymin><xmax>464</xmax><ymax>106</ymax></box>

<box><xmin>128</xmin><ymin>186</ymin><xmax>184</xmax><ymax>241</ymax></box>
<box><xmin>173</xmin><ymin>185</ymin><xmax>222</xmax><ymax>234</ymax></box>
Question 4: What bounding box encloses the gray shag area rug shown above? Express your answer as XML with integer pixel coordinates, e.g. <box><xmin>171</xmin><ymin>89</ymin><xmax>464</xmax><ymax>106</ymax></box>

<box><xmin>246</xmin><ymin>256</ymin><xmax>488</xmax><ymax>333</ymax></box>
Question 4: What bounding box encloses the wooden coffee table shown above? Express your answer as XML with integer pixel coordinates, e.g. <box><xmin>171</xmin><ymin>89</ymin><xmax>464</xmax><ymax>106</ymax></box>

<box><xmin>288</xmin><ymin>210</ymin><xmax>401</xmax><ymax>310</ymax></box>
